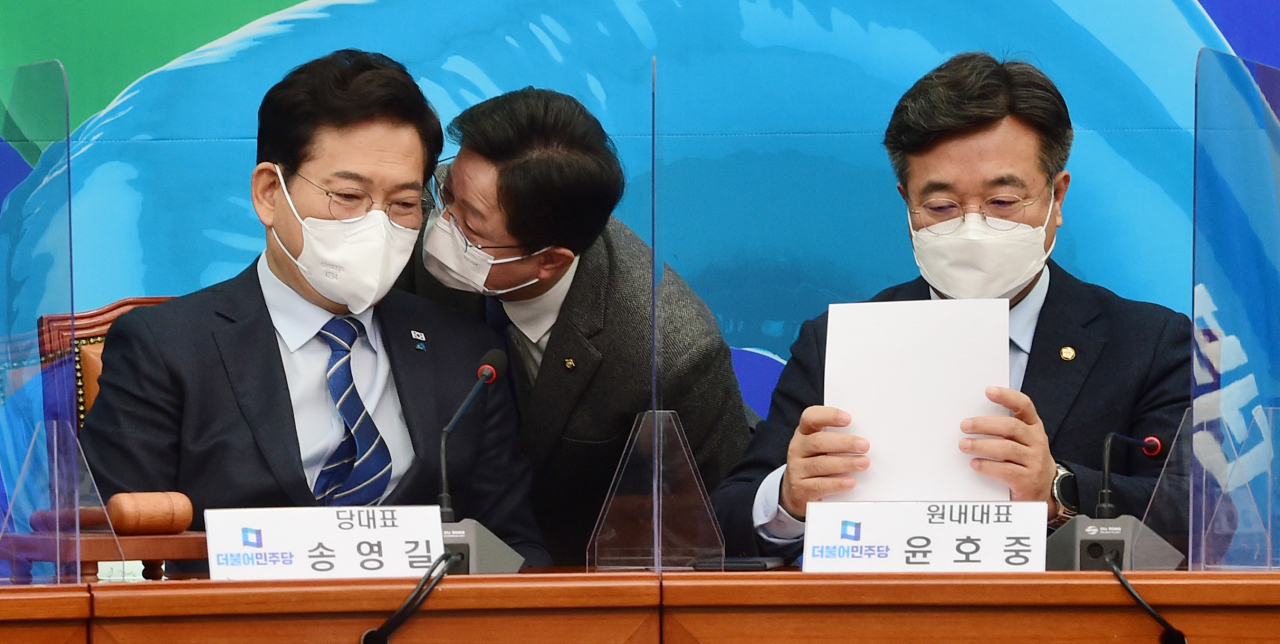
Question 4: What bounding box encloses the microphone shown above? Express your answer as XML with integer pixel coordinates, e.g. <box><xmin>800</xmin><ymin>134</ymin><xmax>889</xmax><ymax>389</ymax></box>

<box><xmin>1097</xmin><ymin>432</ymin><xmax>1167</xmax><ymax>519</ymax></box>
<box><xmin>438</xmin><ymin>348</ymin><xmax>507</xmax><ymax>522</ymax></box>
<box><xmin>431</xmin><ymin>348</ymin><xmax>523</xmax><ymax>576</ymax></box>
<box><xmin>1047</xmin><ymin>430</ymin><xmax>1183</xmax><ymax>573</ymax></box>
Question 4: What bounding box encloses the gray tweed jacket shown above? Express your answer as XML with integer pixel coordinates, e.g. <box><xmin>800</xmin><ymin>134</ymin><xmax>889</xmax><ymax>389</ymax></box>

<box><xmin>397</xmin><ymin>216</ymin><xmax>752</xmax><ymax>565</ymax></box>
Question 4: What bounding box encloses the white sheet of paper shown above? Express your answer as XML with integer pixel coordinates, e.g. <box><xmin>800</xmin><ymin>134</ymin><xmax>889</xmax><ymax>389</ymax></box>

<box><xmin>822</xmin><ymin>298</ymin><xmax>1011</xmax><ymax>503</ymax></box>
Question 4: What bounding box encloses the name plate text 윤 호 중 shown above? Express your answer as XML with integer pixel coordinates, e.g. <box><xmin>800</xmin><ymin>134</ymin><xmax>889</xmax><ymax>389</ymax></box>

<box><xmin>802</xmin><ymin>501</ymin><xmax>1046</xmax><ymax>572</ymax></box>
<box><xmin>205</xmin><ymin>505</ymin><xmax>444</xmax><ymax>580</ymax></box>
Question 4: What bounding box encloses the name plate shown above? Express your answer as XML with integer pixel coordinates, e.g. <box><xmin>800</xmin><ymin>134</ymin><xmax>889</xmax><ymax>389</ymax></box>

<box><xmin>802</xmin><ymin>501</ymin><xmax>1046</xmax><ymax>572</ymax></box>
<box><xmin>205</xmin><ymin>505</ymin><xmax>444</xmax><ymax>580</ymax></box>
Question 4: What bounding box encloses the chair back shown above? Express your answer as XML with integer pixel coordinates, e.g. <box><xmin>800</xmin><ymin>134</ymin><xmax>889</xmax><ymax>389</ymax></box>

<box><xmin>38</xmin><ymin>297</ymin><xmax>171</xmax><ymax>432</ymax></box>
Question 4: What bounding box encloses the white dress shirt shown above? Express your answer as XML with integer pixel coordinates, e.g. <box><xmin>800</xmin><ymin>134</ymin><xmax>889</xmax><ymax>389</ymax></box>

<box><xmin>256</xmin><ymin>255</ymin><xmax>415</xmax><ymax>500</ymax></box>
<box><xmin>501</xmin><ymin>256</ymin><xmax>580</xmax><ymax>374</ymax></box>
<box><xmin>752</xmin><ymin>267</ymin><xmax>1053</xmax><ymax>543</ymax></box>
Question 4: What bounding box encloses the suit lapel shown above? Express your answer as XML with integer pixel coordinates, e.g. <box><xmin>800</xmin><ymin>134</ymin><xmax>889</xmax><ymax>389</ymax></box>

<box><xmin>211</xmin><ymin>263</ymin><xmax>315</xmax><ymax>506</ymax></box>
<box><xmin>505</xmin><ymin>326</ymin><xmax>537</xmax><ymax>420</ymax></box>
<box><xmin>375</xmin><ymin>292</ymin><xmax>440</xmax><ymax>504</ymax></box>
<box><xmin>1019</xmin><ymin>264</ymin><xmax>1105</xmax><ymax>443</ymax></box>
<box><xmin>520</xmin><ymin>237</ymin><xmax>610</xmax><ymax>468</ymax></box>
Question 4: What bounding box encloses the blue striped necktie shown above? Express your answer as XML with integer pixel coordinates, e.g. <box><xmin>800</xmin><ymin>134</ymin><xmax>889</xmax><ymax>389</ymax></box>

<box><xmin>312</xmin><ymin>317</ymin><xmax>392</xmax><ymax>506</ymax></box>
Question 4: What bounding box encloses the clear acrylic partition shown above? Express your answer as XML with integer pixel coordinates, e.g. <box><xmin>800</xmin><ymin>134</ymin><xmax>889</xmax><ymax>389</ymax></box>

<box><xmin>646</xmin><ymin>38</ymin><xmax>924</xmax><ymax>570</ymax></box>
<box><xmin>1188</xmin><ymin>48</ymin><xmax>1280</xmax><ymax>570</ymax></box>
<box><xmin>1134</xmin><ymin>409</ymin><xmax>1192</xmax><ymax>570</ymax></box>
<box><xmin>0</xmin><ymin>61</ymin><xmax>123</xmax><ymax>584</ymax></box>
<box><xmin>588</xmin><ymin>58</ymin><xmax>723</xmax><ymax>571</ymax></box>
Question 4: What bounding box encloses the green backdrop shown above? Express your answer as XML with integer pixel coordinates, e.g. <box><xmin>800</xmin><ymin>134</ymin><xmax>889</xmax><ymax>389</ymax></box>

<box><xmin>0</xmin><ymin>0</ymin><xmax>295</xmax><ymax>132</ymax></box>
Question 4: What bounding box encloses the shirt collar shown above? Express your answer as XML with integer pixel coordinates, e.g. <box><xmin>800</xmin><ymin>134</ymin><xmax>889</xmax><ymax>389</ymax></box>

<box><xmin>926</xmin><ymin>265</ymin><xmax>1050</xmax><ymax>355</ymax></box>
<box><xmin>502</xmin><ymin>256</ymin><xmax>580</xmax><ymax>344</ymax></box>
<box><xmin>256</xmin><ymin>254</ymin><xmax>379</xmax><ymax>353</ymax></box>
<box><xmin>1009</xmin><ymin>266</ymin><xmax>1050</xmax><ymax>354</ymax></box>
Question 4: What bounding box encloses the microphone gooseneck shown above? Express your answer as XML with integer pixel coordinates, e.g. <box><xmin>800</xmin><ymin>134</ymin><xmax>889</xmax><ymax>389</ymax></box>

<box><xmin>438</xmin><ymin>349</ymin><xmax>507</xmax><ymax>523</ymax></box>
<box><xmin>1097</xmin><ymin>432</ymin><xmax>1165</xmax><ymax>519</ymax></box>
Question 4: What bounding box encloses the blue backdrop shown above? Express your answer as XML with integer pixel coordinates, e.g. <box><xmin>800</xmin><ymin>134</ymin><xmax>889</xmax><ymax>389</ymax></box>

<box><xmin>0</xmin><ymin>0</ymin><xmax>1238</xmax><ymax>362</ymax></box>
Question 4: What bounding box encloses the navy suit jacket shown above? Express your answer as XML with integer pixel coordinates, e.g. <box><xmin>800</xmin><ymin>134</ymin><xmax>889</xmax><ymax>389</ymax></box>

<box><xmin>711</xmin><ymin>262</ymin><xmax>1192</xmax><ymax>558</ymax></box>
<box><xmin>82</xmin><ymin>261</ymin><xmax>551</xmax><ymax>567</ymax></box>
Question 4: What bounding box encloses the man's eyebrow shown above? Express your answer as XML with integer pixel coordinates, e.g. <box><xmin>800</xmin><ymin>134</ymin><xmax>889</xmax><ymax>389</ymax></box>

<box><xmin>987</xmin><ymin>174</ymin><xmax>1028</xmax><ymax>189</ymax></box>
<box><xmin>331</xmin><ymin>170</ymin><xmax>372</xmax><ymax>185</ymax></box>
<box><xmin>917</xmin><ymin>180</ymin><xmax>953</xmax><ymax>198</ymax></box>
<box><xmin>330</xmin><ymin>171</ymin><xmax>422</xmax><ymax>193</ymax></box>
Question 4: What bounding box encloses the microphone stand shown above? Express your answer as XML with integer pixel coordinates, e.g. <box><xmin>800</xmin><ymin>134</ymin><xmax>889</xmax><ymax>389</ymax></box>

<box><xmin>437</xmin><ymin>365</ymin><xmax>494</xmax><ymax>523</ymax></box>
<box><xmin>1097</xmin><ymin>433</ymin><xmax>1161</xmax><ymax>519</ymax></box>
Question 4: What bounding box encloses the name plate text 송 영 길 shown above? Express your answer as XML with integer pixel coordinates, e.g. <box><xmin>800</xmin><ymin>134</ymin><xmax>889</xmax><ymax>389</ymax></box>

<box><xmin>802</xmin><ymin>501</ymin><xmax>1047</xmax><ymax>572</ymax></box>
<box><xmin>205</xmin><ymin>505</ymin><xmax>445</xmax><ymax>580</ymax></box>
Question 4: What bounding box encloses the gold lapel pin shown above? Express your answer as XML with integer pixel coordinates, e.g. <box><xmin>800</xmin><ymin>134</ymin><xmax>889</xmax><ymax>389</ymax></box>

<box><xmin>564</xmin><ymin>358</ymin><xmax>577</xmax><ymax>370</ymax></box>
<box><xmin>1060</xmin><ymin>346</ymin><xmax>1076</xmax><ymax>361</ymax></box>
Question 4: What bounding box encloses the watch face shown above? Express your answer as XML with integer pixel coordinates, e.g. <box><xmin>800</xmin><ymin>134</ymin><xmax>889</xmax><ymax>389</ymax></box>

<box><xmin>1056</xmin><ymin>471</ymin><xmax>1079</xmax><ymax>512</ymax></box>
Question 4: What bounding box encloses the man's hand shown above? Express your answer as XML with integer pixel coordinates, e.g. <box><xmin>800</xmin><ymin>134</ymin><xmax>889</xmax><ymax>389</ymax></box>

<box><xmin>779</xmin><ymin>406</ymin><xmax>870</xmax><ymax>519</ymax></box>
<box><xmin>959</xmin><ymin>387</ymin><xmax>1056</xmax><ymax>513</ymax></box>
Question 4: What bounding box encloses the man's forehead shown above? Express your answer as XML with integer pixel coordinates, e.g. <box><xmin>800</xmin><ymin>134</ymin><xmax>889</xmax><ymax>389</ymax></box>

<box><xmin>449</xmin><ymin>152</ymin><xmax>500</xmax><ymax>204</ymax></box>
<box><xmin>301</xmin><ymin>122</ymin><xmax>426</xmax><ymax>172</ymax></box>
<box><xmin>916</xmin><ymin>171</ymin><xmax>1031</xmax><ymax>190</ymax></box>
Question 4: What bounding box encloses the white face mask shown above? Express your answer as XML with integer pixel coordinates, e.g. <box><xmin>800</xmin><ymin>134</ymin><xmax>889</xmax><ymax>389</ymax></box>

<box><xmin>422</xmin><ymin>211</ymin><xmax>548</xmax><ymax>297</ymax></box>
<box><xmin>270</xmin><ymin>164</ymin><xmax>418</xmax><ymax>314</ymax></box>
<box><xmin>909</xmin><ymin>187</ymin><xmax>1056</xmax><ymax>300</ymax></box>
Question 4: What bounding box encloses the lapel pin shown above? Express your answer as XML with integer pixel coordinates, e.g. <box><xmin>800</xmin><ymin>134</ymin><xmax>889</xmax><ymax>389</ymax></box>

<box><xmin>1060</xmin><ymin>346</ymin><xmax>1076</xmax><ymax>361</ymax></box>
<box><xmin>564</xmin><ymin>358</ymin><xmax>577</xmax><ymax>370</ymax></box>
<box><xmin>411</xmin><ymin>330</ymin><xmax>426</xmax><ymax>341</ymax></box>
<box><xmin>415</xmin><ymin>342</ymin><xmax>426</xmax><ymax>351</ymax></box>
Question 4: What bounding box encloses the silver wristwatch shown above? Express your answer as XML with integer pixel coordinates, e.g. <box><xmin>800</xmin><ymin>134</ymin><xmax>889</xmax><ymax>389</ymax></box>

<box><xmin>1048</xmin><ymin>462</ymin><xmax>1079</xmax><ymax>530</ymax></box>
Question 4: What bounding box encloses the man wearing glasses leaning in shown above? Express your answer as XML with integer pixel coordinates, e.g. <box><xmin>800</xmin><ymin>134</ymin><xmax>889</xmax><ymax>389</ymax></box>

<box><xmin>712</xmin><ymin>52</ymin><xmax>1192</xmax><ymax>559</ymax></box>
<box><xmin>83</xmin><ymin>50</ymin><xmax>550</xmax><ymax>571</ymax></box>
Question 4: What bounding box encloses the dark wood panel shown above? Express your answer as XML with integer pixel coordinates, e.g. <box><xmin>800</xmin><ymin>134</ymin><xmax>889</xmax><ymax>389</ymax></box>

<box><xmin>0</xmin><ymin>622</ymin><xmax>87</xmax><ymax>644</ymax></box>
<box><xmin>0</xmin><ymin>584</ymin><xmax>90</xmax><ymax>644</ymax></box>
<box><xmin>93</xmin><ymin>608</ymin><xmax>658</xmax><ymax>644</ymax></box>
<box><xmin>665</xmin><ymin>606</ymin><xmax>1280</xmax><ymax>644</ymax></box>
<box><xmin>662</xmin><ymin>572</ymin><xmax>1280</xmax><ymax>644</ymax></box>
<box><xmin>88</xmin><ymin>573</ymin><xmax>660</xmax><ymax>643</ymax></box>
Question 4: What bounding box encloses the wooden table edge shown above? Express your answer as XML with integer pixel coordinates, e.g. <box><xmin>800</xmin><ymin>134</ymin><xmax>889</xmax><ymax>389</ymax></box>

<box><xmin>90</xmin><ymin>572</ymin><xmax>661</xmax><ymax>618</ymax></box>
<box><xmin>659</xmin><ymin>571</ymin><xmax>1280</xmax><ymax>607</ymax></box>
<box><xmin>0</xmin><ymin>584</ymin><xmax>91</xmax><ymax>620</ymax></box>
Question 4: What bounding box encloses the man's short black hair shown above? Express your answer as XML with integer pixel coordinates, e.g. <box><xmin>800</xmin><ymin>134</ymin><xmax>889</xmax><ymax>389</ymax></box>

<box><xmin>883</xmin><ymin>52</ymin><xmax>1073</xmax><ymax>186</ymax></box>
<box><xmin>448</xmin><ymin>87</ymin><xmax>624</xmax><ymax>255</ymax></box>
<box><xmin>257</xmin><ymin>49</ymin><xmax>443</xmax><ymax>182</ymax></box>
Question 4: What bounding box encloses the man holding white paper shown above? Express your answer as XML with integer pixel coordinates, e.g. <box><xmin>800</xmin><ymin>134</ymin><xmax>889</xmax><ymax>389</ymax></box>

<box><xmin>711</xmin><ymin>52</ymin><xmax>1192</xmax><ymax>558</ymax></box>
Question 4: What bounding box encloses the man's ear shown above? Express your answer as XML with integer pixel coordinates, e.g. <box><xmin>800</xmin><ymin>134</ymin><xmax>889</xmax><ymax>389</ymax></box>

<box><xmin>1051</xmin><ymin>170</ymin><xmax>1071</xmax><ymax>228</ymax></box>
<box><xmin>250</xmin><ymin>162</ymin><xmax>282</xmax><ymax>228</ymax></box>
<box><xmin>534</xmin><ymin>247</ymin><xmax>577</xmax><ymax>280</ymax></box>
<box><xmin>898</xmin><ymin>182</ymin><xmax>918</xmax><ymax>237</ymax></box>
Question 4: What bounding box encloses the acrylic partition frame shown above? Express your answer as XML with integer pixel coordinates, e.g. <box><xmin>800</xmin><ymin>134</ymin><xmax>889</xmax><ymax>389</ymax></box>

<box><xmin>588</xmin><ymin>58</ymin><xmax>725</xmax><ymax>571</ymax></box>
<box><xmin>648</xmin><ymin>43</ymin><xmax>922</xmax><ymax>570</ymax></box>
<box><xmin>0</xmin><ymin>60</ymin><xmax>124</xmax><ymax>584</ymax></box>
<box><xmin>1188</xmin><ymin>48</ymin><xmax>1280</xmax><ymax>570</ymax></box>
<box><xmin>1133</xmin><ymin>408</ymin><xmax>1193</xmax><ymax>570</ymax></box>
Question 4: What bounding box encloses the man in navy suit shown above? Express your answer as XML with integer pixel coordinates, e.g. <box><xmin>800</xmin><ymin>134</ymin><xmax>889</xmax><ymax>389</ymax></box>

<box><xmin>81</xmin><ymin>50</ymin><xmax>549</xmax><ymax>567</ymax></box>
<box><xmin>712</xmin><ymin>52</ymin><xmax>1191</xmax><ymax>558</ymax></box>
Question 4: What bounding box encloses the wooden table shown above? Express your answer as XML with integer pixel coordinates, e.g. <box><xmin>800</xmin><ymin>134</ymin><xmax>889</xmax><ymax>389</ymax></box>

<box><xmin>6</xmin><ymin>570</ymin><xmax>1280</xmax><ymax>642</ymax></box>
<box><xmin>0</xmin><ymin>583</ymin><xmax>90</xmax><ymax>644</ymax></box>
<box><xmin>89</xmin><ymin>572</ymin><xmax>660</xmax><ymax>644</ymax></box>
<box><xmin>661</xmin><ymin>571</ymin><xmax>1280</xmax><ymax>643</ymax></box>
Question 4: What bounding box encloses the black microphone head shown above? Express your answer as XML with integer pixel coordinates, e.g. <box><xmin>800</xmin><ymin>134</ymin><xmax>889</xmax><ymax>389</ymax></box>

<box><xmin>476</xmin><ymin>348</ymin><xmax>507</xmax><ymax>383</ymax></box>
